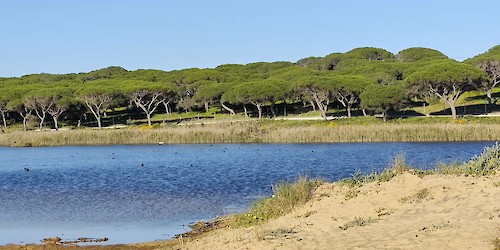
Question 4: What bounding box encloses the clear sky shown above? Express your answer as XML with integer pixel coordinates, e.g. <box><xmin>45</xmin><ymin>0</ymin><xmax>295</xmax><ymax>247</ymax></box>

<box><xmin>1</xmin><ymin>0</ymin><xmax>499</xmax><ymax>77</ymax></box>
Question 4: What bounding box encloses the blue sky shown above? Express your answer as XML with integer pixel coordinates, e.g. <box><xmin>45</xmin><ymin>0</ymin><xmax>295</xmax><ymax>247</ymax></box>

<box><xmin>1</xmin><ymin>0</ymin><xmax>499</xmax><ymax>77</ymax></box>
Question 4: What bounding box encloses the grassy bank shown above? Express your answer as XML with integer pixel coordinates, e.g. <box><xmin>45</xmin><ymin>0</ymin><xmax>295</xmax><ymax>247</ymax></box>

<box><xmin>1</xmin><ymin>118</ymin><xmax>500</xmax><ymax>146</ymax></box>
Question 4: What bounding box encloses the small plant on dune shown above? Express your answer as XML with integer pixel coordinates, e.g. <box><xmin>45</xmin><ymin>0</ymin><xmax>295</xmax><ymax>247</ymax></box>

<box><xmin>230</xmin><ymin>177</ymin><xmax>323</xmax><ymax>227</ymax></box>
<box><xmin>342</xmin><ymin>169</ymin><xmax>365</xmax><ymax>187</ymax></box>
<box><xmin>342</xmin><ymin>153</ymin><xmax>412</xmax><ymax>187</ymax></box>
<box><xmin>415</xmin><ymin>188</ymin><xmax>431</xmax><ymax>200</ymax></box>
<box><xmin>462</xmin><ymin>142</ymin><xmax>500</xmax><ymax>176</ymax></box>
<box><xmin>399</xmin><ymin>188</ymin><xmax>432</xmax><ymax>204</ymax></box>
<box><xmin>339</xmin><ymin>217</ymin><xmax>378</xmax><ymax>230</ymax></box>
<box><xmin>377</xmin><ymin>153</ymin><xmax>410</xmax><ymax>182</ymax></box>
<box><xmin>376</xmin><ymin>207</ymin><xmax>393</xmax><ymax>217</ymax></box>
<box><xmin>259</xmin><ymin>227</ymin><xmax>297</xmax><ymax>240</ymax></box>
<box><xmin>432</xmin><ymin>161</ymin><xmax>463</xmax><ymax>175</ymax></box>
<box><xmin>344</xmin><ymin>189</ymin><xmax>360</xmax><ymax>200</ymax></box>
<box><xmin>302</xmin><ymin>210</ymin><xmax>317</xmax><ymax>218</ymax></box>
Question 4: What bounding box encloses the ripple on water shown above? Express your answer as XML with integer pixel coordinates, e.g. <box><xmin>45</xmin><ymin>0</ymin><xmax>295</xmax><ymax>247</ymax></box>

<box><xmin>0</xmin><ymin>142</ymin><xmax>493</xmax><ymax>245</ymax></box>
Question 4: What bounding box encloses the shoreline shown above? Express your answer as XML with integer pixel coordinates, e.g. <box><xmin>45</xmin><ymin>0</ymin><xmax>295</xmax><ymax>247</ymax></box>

<box><xmin>1</xmin><ymin>122</ymin><xmax>500</xmax><ymax>147</ymax></box>
<box><xmin>2</xmin><ymin>171</ymin><xmax>499</xmax><ymax>249</ymax></box>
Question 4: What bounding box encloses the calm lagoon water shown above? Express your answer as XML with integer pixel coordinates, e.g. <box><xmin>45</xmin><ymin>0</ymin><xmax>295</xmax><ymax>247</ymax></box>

<box><xmin>0</xmin><ymin>142</ymin><xmax>494</xmax><ymax>245</ymax></box>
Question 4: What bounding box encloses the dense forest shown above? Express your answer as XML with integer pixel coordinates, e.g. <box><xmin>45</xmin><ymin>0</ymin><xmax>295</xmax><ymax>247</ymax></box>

<box><xmin>0</xmin><ymin>46</ymin><xmax>499</xmax><ymax>130</ymax></box>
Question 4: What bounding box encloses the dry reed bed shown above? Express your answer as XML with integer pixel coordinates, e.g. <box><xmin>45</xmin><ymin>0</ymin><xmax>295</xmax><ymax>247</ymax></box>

<box><xmin>0</xmin><ymin>123</ymin><xmax>499</xmax><ymax>147</ymax></box>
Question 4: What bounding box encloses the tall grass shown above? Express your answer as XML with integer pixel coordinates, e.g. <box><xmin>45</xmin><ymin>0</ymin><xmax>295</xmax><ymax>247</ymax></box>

<box><xmin>176</xmin><ymin>176</ymin><xmax>323</xmax><ymax>238</ymax></box>
<box><xmin>230</xmin><ymin>177</ymin><xmax>323</xmax><ymax>227</ymax></box>
<box><xmin>1</xmin><ymin>121</ymin><xmax>500</xmax><ymax>146</ymax></box>
<box><xmin>342</xmin><ymin>153</ymin><xmax>413</xmax><ymax>187</ymax></box>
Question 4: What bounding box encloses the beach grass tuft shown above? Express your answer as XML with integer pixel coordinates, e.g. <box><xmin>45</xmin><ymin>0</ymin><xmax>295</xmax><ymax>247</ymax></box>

<box><xmin>258</xmin><ymin>228</ymin><xmax>298</xmax><ymax>240</ymax></box>
<box><xmin>230</xmin><ymin>176</ymin><xmax>323</xmax><ymax>227</ymax></box>
<box><xmin>339</xmin><ymin>217</ymin><xmax>378</xmax><ymax>230</ymax></box>
<box><xmin>399</xmin><ymin>188</ymin><xmax>432</xmax><ymax>204</ymax></box>
<box><xmin>342</xmin><ymin>153</ymin><xmax>413</xmax><ymax>187</ymax></box>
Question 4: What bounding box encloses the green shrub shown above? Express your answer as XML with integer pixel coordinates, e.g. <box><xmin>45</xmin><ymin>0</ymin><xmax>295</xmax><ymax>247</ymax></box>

<box><xmin>462</xmin><ymin>142</ymin><xmax>500</xmax><ymax>176</ymax></box>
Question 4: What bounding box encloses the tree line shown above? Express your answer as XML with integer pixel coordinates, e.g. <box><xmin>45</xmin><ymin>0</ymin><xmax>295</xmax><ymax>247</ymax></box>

<box><xmin>0</xmin><ymin>45</ymin><xmax>499</xmax><ymax>130</ymax></box>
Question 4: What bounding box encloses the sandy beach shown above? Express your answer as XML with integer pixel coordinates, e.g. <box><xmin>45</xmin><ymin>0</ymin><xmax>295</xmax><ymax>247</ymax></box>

<box><xmin>175</xmin><ymin>172</ymin><xmax>500</xmax><ymax>250</ymax></box>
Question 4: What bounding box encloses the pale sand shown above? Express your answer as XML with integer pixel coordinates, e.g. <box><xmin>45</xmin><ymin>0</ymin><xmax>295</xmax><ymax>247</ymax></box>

<box><xmin>173</xmin><ymin>173</ymin><xmax>500</xmax><ymax>250</ymax></box>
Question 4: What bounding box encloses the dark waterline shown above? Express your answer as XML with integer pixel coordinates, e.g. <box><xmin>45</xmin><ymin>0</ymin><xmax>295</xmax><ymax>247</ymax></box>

<box><xmin>0</xmin><ymin>141</ymin><xmax>493</xmax><ymax>245</ymax></box>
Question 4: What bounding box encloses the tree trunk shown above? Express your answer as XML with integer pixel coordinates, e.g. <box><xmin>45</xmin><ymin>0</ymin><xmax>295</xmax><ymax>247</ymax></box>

<box><xmin>163</xmin><ymin>101</ymin><xmax>171</xmax><ymax>115</ymax></box>
<box><xmin>0</xmin><ymin>112</ymin><xmax>6</xmax><ymax>128</ymax></box>
<box><xmin>20</xmin><ymin>108</ymin><xmax>32</xmax><ymax>131</ymax></box>
<box><xmin>96</xmin><ymin>115</ymin><xmax>102</xmax><ymax>130</ymax></box>
<box><xmin>310</xmin><ymin>101</ymin><xmax>316</xmax><ymax>111</ymax></box>
<box><xmin>449</xmin><ymin>102</ymin><xmax>457</xmax><ymax>119</ymax></box>
<box><xmin>382</xmin><ymin>111</ymin><xmax>387</xmax><ymax>122</ymax></box>
<box><xmin>243</xmin><ymin>105</ymin><xmax>248</xmax><ymax>117</ymax></box>
<box><xmin>320</xmin><ymin>106</ymin><xmax>327</xmax><ymax>119</ymax></box>
<box><xmin>84</xmin><ymin>102</ymin><xmax>103</xmax><ymax>129</ymax></box>
<box><xmin>312</xmin><ymin>93</ymin><xmax>327</xmax><ymax>119</ymax></box>
<box><xmin>48</xmin><ymin>108</ymin><xmax>67</xmax><ymax>131</ymax></box>
<box><xmin>283</xmin><ymin>100</ymin><xmax>287</xmax><ymax>116</ymax></box>
<box><xmin>220</xmin><ymin>101</ymin><xmax>235</xmax><ymax>115</ymax></box>
<box><xmin>23</xmin><ymin>116</ymin><xmax>28</xmax><ymax>131</ymax></box>
<box><xmin>431</xmin><ymin>85</ymin><xmax>461</xmax><ymax>120</ymax></box>
<box><xmin>146</xmin><ymin>113</ymin><xmax>152</xmax><ymax>126</ymax></box>
<box><xmin>486</xmin><ymin>90</ymin><xmax>493</xmax><ymax>113</ymax></box>
<box><xmin>35</xmin><ymin>109</ymin><xmax>46</xmax><ymax>131</ymax></box>
<box><xmin>204</xmin><ymin>101</ymin><xmax>209</xmax><ymax>113</ymax></box>
<box><xmin>347</xmin><ymin>103</ymin><xmax>352</xmax><ymax>118</ymax></box>
<box><xmin>270</xmin><ymin>101</ymin><xmax>276</xmax><ymax>118</ymax></box>
<box><xmin>52</xmin><ymin>116</ymin><xmax>59</xmax><ymax>131</ymax></box>
<box><xmin>362</xmin><ymin>109</ymin><xmax>367</xmax><ymax>116</ymax></box>
<box><xmin>131</xmin><ymin>97</ymin><xmax>162</xmax><ymax>126</ymax></box>
<box><xmin>91</xmin><ymin>111</ymin><xmax>102</xmax><ymax>129</ymax></box>
<box><xmin>96</xmin><ymin>116</ymin><xmax>102</xmax><ymax>129</ymax></box>
<box><xmin>255</xmin><ymin>103</ymin><xmax>262</xmax><ymax>119</ymax></box>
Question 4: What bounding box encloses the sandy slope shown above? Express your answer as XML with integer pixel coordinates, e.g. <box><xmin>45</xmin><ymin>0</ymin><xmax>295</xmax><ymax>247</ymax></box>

<box><xmin>174</xmin><ymin>173</ymin><xmax>500</xmax><ymax>250</ymax></box>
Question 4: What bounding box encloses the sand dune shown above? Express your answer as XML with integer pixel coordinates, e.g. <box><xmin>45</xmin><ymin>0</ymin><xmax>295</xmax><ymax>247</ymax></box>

<box><xmin>176</xmin><ymin>172</ymin><xmax>500</xmax><ymax>250</ymax></box>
